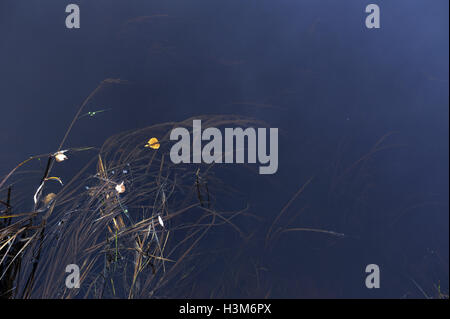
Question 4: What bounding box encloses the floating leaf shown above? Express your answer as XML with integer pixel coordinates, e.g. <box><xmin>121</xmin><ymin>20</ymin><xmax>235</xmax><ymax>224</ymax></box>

<box><xmin>53</xmin><ymin>150</ymin><xmax>68</xmax><ymax>162</ymax></box>
<box><xmin>115</xmin><ymin>181</ymin><xmax>125</xmax><ymax>194</ymax></box>
<box><xmin>145</xmin><ymin>137</ymin><xmax>160</xmax><ymax>150</ymax></box>
<box><xmin>43</xmin><ymin>193</ymin><xmax>57</xmax><ymax>206</ymax></box>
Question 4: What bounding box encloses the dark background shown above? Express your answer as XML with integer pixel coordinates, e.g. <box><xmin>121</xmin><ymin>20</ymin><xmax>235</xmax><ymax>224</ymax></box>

<box><xmin>0</xmin><ymin>0</ymin><xmax>448</xmax><ymax>298</ymax></box>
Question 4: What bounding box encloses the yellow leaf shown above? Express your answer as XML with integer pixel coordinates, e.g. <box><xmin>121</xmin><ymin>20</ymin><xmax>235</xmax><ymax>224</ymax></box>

<box><xmin>145</xmin><ymin>137</ymin><xmax>160</xmax><ymax>150</ymax></box>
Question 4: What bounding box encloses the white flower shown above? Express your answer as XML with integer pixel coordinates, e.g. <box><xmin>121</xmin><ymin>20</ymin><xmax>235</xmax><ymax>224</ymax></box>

<box><xmin>115</xmin><ymin>181</ymin><xmax>125</xmax><ymax>194</ymax></box>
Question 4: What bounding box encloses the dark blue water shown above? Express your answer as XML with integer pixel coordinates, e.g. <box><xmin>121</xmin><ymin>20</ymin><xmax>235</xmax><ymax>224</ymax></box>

<box><xmin>0</xmin><ymin>0</ymin><xmax>448</xmax><ymax>298</ymax></box>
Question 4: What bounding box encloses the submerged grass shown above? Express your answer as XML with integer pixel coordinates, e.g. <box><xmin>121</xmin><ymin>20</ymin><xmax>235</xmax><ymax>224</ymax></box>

<box><xmin>0</xmin><ymin>80</ymin><xmax>260</xmax><ymax>298</ymax></box>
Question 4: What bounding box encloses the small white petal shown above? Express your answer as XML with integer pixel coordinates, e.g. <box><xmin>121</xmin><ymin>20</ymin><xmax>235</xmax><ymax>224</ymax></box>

<box><xmin>158</xmin><ymin>215</ymin><xmax>164</xmax><ymax>228</ymax></box>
